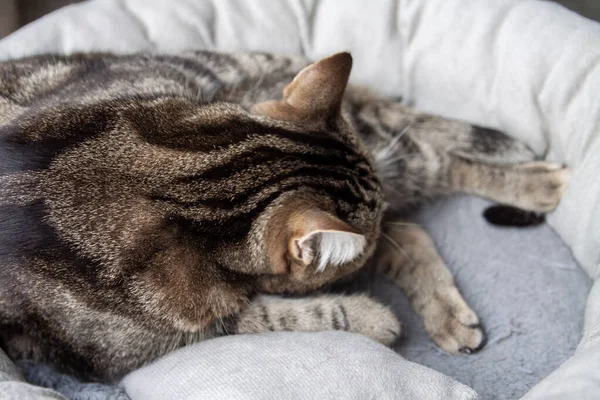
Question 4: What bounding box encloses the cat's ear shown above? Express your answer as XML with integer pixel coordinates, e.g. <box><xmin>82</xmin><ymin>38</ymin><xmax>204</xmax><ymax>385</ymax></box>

<box><xmin>253</xmin><ymin>52</ymin><xmax>352</xmax><ymax>124</ymax></box>
<box><xmin>287</xmin><ymin>209</ymin><xmax>366</xmax><ymax>272</ymax></box>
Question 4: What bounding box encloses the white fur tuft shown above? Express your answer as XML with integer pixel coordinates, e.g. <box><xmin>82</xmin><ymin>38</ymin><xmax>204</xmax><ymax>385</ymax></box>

<box><xmin>313</xmin><ymin>231</ymin><xmax>367</xmax><ymax>272</ymax></box>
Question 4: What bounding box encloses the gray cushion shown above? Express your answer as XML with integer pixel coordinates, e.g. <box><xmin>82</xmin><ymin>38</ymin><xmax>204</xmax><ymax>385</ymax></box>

<box><xmin>0</xmin><ymin>349</ymin><xmax>65</xmax><ymax>400</ymax></box>
<box><xmin>386</xmin><ymin>196</ymin><xmax>590</xmax><ymax>399</ymax></box>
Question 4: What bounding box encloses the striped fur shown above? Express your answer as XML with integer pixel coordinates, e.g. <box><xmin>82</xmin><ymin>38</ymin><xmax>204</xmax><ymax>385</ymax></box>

<box><xmin>0</xmin><ymin>51</ymin><xmax>570</xmax><ymax>380</ymax></box>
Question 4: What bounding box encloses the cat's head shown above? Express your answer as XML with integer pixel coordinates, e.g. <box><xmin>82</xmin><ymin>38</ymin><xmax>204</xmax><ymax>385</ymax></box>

<box><xmin>153</xmin><ymin>53</ymin><xmax>384</xmax><ymax>293</ymax></box>
<box><xmin>236</xmin><ymin>53</ymin><xmax>385</xmax><ymax>292</ymax></box>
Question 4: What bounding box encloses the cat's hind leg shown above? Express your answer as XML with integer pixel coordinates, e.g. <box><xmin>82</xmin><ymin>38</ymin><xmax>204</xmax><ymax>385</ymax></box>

<box><xmin>375</xmin><ymin>221</ymin><xmax>486</xmax><ymax>354</ymax></box>
<box><xmin>234</xmin><ymin>294</ymin><xmax>402</xmax><ymax>346</ymax></box>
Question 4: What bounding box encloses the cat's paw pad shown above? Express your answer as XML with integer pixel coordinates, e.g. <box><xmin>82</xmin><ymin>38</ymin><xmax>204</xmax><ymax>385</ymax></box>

<box><xmin>341</xmin><ymin>295</ymin><xmax>403</xmax><ymax>346</ymax></box>
<box><xmin>431</xmin><ymin>319</ymin><xmax>486</xmax><ymax>355</ymax></box>
<box><xmin>519</xmin><ymin>162</ymin><xmax>571</xmax><ymax>212</ymax></box>
<box><xmin>422</xmin><ymin>290</ymin><xmax>486</xmax><ymax>355</ymax></box>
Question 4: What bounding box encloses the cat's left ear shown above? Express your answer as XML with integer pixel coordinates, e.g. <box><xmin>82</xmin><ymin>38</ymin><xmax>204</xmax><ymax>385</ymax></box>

<box><xmin>289</xmin><ymin>209</ymin><xmax>367</xmax><ymax>272</ymax></box>
<box><xmin>252</xmin><ymin>52</ymin><xmax>352</xmax><ymax>124</ymax></box>
<box><xmin>266</xmin><ymin>204</ymin><xmax>366</xmax><ymax>274</ymax></box>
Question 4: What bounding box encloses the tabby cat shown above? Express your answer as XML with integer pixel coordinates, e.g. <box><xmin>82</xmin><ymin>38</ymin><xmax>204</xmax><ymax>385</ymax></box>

<box><xmin>0</xmin><ymin>51</ymin><xmax>569</xmax><ymax>380</ymax></box>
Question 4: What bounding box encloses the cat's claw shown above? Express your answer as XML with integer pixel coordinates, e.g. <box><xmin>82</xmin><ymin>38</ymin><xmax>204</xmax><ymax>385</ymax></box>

<box><xmin>420</xmin><ymin>288</ymin><xmax>486</xmax><ymax>355</ymax></box>
<box><xmin>431</xmin><ymin>319</ymin><xmax>486</xmax><ymax>355</ymax></box>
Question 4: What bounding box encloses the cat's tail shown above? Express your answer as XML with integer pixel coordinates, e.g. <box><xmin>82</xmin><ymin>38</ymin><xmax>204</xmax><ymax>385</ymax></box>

<box><xmin>483</xmin><ymin>205</ymin><xmax>546</xmax><ymax>227</ymax></box>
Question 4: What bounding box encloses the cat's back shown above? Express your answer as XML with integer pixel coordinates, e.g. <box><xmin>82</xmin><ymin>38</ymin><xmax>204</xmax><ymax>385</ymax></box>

<box><xmin>0</xmin><ymin>52</ymin><xmax>231</xmax><ymax>302</ymax></box>
<box><xmin>0</xmin><ymin>51</ymin><xmax>306</xmax><ymax>112</ymax></box>
<box><xmin>0</xmin><ymin>52</ymin><xmax>274</xmax><ymax>375</ymax></box>
<box><xmin>1</xmin><ymin>53</ymin><xmax>212</xmax><ymax>113</ymax></box>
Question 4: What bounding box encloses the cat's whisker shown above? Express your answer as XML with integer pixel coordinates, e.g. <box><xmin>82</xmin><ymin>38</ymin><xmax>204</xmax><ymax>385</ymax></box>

<box><xmin>379</xmin><ymin>122</ymin><xmax>412</xmax><ymax>158</ymax></box>
<box><xmin>385</xmin><ymin>221</ymin><xmax>419</xmax><ymax>227</ymax></box>
<box><xmin>250</xmin><ymin>71</ymin><xmax>266</xmax><ymax>95</ymax></box>
<box><xmin>381</xmin><ymin>232</ymin><xmax>415</xmax><ymax>268</ymax></box>
<box><xmin>385</xmin><ymin>225</ymin><xmax>417</xmax><ymax>233</ymax></box>
<box><xmin>177</xmin><ymin>330</ymin><xmax>184</xmax><ymax>352</ymax></box>
<box><xmin>382</xmin><ymin>154</ymin><xmax>407</xmax><ymax>165</ymax></box>
<box><xmin>396</xmin><ymin>122</ymin><xmax>413</xmax><ymax>140</ymax></box>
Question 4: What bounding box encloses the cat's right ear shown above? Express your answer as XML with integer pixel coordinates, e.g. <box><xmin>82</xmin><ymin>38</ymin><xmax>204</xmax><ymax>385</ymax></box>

<box><xmin>252</xmin><ymin>52</ymin><xmax>352</xmax><ymax>125</ymax></box>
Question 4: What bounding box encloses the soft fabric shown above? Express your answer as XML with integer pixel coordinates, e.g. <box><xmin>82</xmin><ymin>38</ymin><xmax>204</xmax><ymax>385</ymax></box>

<box><xmin>0</xmin><ymin>349</ymin><xmax>65</xmax><ymax>400</ymax></box>
<box><xmin>0</xmin><ymin>0</ymin><xmax>598</xmax><ymax>399</ymax></box>
<box><xmin>393</xmin><ymin>195</ymin><xmax>590</xmax><ymax>399</ymax></box>
<box><xmin>17</xmin><ymin>361</ymin><xmax>129</xmax><ymax>400</ymax></box>
<box><xmin>121</xmin><ymin>331</ymin><xmax>477</xmax><ymax>400</ymax></box>
<box><xmin>521</xmin><ymin>280</ymin><xmax>600</xmax><ymax>399</ymax></box>
<box><xmin>1</xmin><ymin>347</ymin><xmax>123</xmax><ymax>400</ymax></box>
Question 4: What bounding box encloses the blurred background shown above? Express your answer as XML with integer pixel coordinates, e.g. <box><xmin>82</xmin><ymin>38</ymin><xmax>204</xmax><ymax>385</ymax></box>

<box><xmin>1</xmin><ymin>0</ymin><xmax>599</xmax><ymax>40</ymax></box>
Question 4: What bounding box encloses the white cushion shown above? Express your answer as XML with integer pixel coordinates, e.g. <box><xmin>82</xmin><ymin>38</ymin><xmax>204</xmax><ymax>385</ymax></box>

<box><xmin>121</xmin><ymin>331</ymin><xmax>477</xmax><ymax>400</ymax></box>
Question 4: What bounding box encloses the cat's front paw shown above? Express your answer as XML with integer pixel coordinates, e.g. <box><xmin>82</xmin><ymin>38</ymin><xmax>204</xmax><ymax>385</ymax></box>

<box><xmin>421</xmin><ymin>288</ymin><xmax>486</xmax><ymax>355</ymax></box>
<box><xmin>342</xmin><ymin>295</ymin><xmax>403</xmax><ymax>346</ymax></box>
<box><xmin>517</xmin><ymin>162</ymin><xmax>571</xmax><ymax>212</ymax></box>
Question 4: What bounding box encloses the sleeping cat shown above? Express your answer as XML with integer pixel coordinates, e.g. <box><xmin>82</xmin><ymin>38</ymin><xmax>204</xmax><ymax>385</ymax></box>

<box><xmin>0</xmin><ymin>51</ymin><xmax>569</xmax><ymax>380</ymax></box>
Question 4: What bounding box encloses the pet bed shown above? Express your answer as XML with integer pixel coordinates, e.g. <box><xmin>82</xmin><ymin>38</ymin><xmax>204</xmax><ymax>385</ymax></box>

<box><xmin>0</xmin><ymin>0</ymin><xmax>598</xmax><ymax>399</ymax></box>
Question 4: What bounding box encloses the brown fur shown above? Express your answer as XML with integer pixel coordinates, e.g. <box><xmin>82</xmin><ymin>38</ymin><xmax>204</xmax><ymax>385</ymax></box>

<box><xmin>0</xmin><ymin>51</ymin><xmax>569</xmax><ymax>380</ymax></box>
